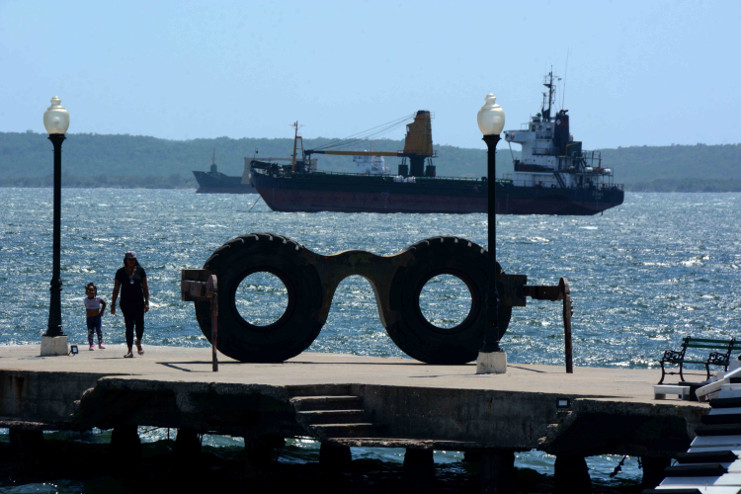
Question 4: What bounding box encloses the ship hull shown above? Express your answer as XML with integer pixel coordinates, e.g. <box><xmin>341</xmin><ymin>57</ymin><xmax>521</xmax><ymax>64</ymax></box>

<box><xmin>496</xmin><ymin>182</ymin><xmax>624</xmax><ymax>215</ymax></box>
<box><xmin>252</xmin><ymin>170</ymin><xmax>623</xmax><ymax>215</ymax></box>
<box><xmin>193</xmin><ymin>171</ymin><xmax>256</xmax><ymax>194</ymax></box>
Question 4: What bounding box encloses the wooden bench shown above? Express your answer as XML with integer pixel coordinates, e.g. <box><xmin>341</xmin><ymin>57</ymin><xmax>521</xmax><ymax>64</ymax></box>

<box><xmin>658</xmin><ymin>336</ymin><xmax>741</xmax><ymax>384</ymax></box>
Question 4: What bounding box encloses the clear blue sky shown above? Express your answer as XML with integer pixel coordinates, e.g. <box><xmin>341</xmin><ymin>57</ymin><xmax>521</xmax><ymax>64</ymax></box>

<box><xmin>1</xmin><ymin>0</ymin><xmax>738</xmax><ymax>150</ymax></box>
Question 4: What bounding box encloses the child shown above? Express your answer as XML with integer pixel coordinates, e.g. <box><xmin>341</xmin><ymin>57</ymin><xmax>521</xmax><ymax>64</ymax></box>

<box><xmin>84</xmin><ymin>282</ymin><xmax>107</xmax><ymax>350</ymax></box>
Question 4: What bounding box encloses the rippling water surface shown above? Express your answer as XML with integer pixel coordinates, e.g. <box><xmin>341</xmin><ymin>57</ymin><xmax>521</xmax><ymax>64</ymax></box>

<box><xmin>1</xmin><ymin>188</ymin><xmax>739</xmax><ymax>490</ymax></box>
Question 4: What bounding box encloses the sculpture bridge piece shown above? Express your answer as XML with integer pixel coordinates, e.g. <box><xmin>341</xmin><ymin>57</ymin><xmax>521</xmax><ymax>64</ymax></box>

<box><xmin>182</xmin><ymin>233</ymin><xmax>572</xmax><ymax>368</ymax></box>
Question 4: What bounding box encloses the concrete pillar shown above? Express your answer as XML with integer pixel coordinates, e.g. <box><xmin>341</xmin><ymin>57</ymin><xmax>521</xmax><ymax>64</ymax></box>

<box><xmin>243</xmin><ymin>435</ymin><xmax>283</xmax><ymax>467</ymax></box>
<box><xmin>319</xmin><ymin>442</ymin><xmax>351</xmax><ymax>471</ymax></box>
<box><xmin>403</xmin><ymin>448</ymin><xmax>435</xmax><ymax>493</ymax></box>
<box><xmin>463</xmin><ymin>449</ymin><xmax>482</xmax><ymax>463</ymax></box>
<box><xmin>641</xmin><ymin>456</ymin><xmax>671</xmax><ymax>490</ymax></box>
<box><xmin>479</xmin><ymin>449</ymin><xmax>517</xmax><ymax>494</ymax></box>
<box><xmin>110</xmin><ymin>425</ymin><xmax>142</xmax><ymax>467</ymax></box>
<box><xmin>174</xmin><ymin>427</ymin><xmax>201</xmax><ymax>462</ymax></box>
<box><xmin>9</xmin><ymin>428</ymin><xmax>43</xmax><ymax>465</ymax></box>
<box><xmin>242</xmin><ymin>435</ymin><xmax>284</xmax><ymax>486</ymax></box>
<box><xmin>554</xmin><ymin>454</ymin><xmax>591</xmax><ymax>493</ymax></box>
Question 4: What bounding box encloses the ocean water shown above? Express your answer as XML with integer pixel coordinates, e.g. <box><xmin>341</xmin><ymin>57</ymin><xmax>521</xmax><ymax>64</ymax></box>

<box><xmin>0</xmin><ymin>188</ymin><xmax>739</xmax><ymax>491</ymax></box>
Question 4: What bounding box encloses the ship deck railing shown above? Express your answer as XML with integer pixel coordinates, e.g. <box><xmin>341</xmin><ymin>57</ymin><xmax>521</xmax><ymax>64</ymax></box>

<box><xmin>254</xmin><ymin>167</ymin><xmax>487</xmax><ymax>183</ymax></box>
<box><xmin>503</xmin><ymin>175</ymin><xmax>623</xmax><ymax>190</ymax></box>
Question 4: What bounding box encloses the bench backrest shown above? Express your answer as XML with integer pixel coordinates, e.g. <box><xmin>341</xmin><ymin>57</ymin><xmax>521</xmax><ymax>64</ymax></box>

<box><xmin>682</xmin><ymin>337</ymin><xmax>740</xmax><ymax>351</ymax></box>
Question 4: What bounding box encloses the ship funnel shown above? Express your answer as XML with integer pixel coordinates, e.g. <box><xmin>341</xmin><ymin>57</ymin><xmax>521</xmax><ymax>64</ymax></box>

<box><xmin>402</xmin><ymin>110</ymin><xmax>434</xmax><ymax>177</ymax></box>
<box><xmin>402</xmin><ymin>111</ymin><xmax>434</xmax><ymax>157</ymax></box>
<box><xmin>554</xmin><ymin>110</ymin><xmax>570</xmax><ymax>154</ymax></box>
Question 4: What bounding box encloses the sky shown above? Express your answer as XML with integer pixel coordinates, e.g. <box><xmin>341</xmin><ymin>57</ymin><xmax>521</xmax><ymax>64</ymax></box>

<box><xmin>1</xmin><ymin>0</ymin><xmax>739</xmax><ymax>150</ymax></box>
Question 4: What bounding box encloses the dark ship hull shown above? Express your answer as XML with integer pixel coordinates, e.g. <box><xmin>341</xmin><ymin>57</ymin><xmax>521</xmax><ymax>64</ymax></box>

<box><xmin>193</xmin><ymin>170</ymin><xmax>256</xmax><ymax>194</ymax></box>
<box><xmin>251</xmin><ymin>166</ymin><xmax>623</xmax><ymax>215</ymax></box>
<box><xmin>252</xmin><ymin>168</ymin><xmax>484</xmax><ymax>213</ymax></box>
<box><xmin>495</xmin><ymin>181</ymin><xmax>623</xmax><ymax>215</ymax></box>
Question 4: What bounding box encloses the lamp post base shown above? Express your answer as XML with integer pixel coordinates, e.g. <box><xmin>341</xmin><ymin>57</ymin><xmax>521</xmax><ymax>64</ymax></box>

<box><xmin>40</xmin><ymin>335</ymin><xmax>69</xmax><ymax>356</ymax></box>
<box><xmin>476</xmin><ymin>350</ymin><xmax>507</xmax><ymax>374</ymax></box>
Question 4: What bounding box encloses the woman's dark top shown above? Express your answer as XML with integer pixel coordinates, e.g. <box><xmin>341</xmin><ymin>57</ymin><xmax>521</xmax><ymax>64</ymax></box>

<box><xmin>115</xmin><ymin>266</ymin><xmax>147</xmax><ymax>312</ymax></box>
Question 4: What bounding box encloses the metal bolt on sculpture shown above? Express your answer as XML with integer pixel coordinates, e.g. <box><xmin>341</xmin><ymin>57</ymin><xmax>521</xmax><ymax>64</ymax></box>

<box><xmin>182</xmin><ymin>233</ymin><xmax>573</xmax><ymax>371</ymax></box>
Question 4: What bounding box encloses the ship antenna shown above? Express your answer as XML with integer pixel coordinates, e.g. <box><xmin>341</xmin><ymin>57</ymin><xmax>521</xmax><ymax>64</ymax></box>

<box><xmin>561</xmin><ymin>51</ymin><xmax>569</xmax><ymax>108</ymax></box>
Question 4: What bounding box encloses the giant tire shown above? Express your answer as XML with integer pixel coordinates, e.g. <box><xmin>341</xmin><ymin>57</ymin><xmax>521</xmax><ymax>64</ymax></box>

<box><xmin>194</xmin><ymin>233</ymin><xmax>324</xmax><ymax>362</ymax></box>
<box><xmin>385</xmin><ymin>236</ymin><xmax>512</xmax><ymax>364</ymax></box>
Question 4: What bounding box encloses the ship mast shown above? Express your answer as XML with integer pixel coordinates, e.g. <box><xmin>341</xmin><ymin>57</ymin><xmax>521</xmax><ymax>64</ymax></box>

<box><xmin>291</xmin><ymin>122</ymin><xmax>299</xmax><ymax>171</ymax></box>
<box><xmin>541</xmin><ymin>71</ymin><xmax>557</xmax><ymax>121</ymax></box>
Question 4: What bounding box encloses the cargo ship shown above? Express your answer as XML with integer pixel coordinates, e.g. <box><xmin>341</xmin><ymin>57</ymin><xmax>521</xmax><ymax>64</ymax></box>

<box><xmin>192</xmin><ymin>150</ymin><xmax>256</xmax><ymax>193</ymax></box>
<box><xmin>250</xmin><ymin>74</ymin><xmax>623</xmax><ymax>214</ymax></box>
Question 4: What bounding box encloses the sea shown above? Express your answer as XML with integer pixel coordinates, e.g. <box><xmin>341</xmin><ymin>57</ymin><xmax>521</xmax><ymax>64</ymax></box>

<box><xmin>0</xmin><ymin>188</ymin><xmax>739</xmax><ymax>493</ymax></box>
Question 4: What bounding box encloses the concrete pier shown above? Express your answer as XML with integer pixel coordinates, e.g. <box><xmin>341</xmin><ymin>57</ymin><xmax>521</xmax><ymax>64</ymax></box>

<box><xmin>0</xmin><ymin>345</ymin><xmax>707</xmax><ymax>490</ymax></box>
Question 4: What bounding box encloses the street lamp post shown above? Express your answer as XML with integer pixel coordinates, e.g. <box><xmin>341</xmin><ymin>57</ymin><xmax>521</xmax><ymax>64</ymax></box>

<box><xmin>41</xmin><ymin>96</ymin><xmax>70</xmax><ymax>356</ymax></box>
<box><xmin>476</xmin><ymin>93</ymin><xmax>506</xmax><ymax>374</ymax></box>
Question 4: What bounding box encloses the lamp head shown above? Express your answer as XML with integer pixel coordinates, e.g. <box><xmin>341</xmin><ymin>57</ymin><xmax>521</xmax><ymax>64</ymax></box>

<box><xmin>43</xmin><ymin>96</ymin><xmax>70</xmax><ymax>135</ymax></box>
<box><xmin>477</xmin><ymin>93</ymin><xmax>505</xmax><ymax>136</ymax></box>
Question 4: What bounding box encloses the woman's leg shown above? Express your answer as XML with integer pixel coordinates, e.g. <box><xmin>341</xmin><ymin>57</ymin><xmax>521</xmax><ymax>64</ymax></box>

<box><xmin>124</xmin><ymin>314</ymin><xmax>134</xmax><ymax>350</ymax></box>
<box><xmin>134</xmin><ymin>311</ymin><xmax>144</xmax><ymax>354</ymax></box>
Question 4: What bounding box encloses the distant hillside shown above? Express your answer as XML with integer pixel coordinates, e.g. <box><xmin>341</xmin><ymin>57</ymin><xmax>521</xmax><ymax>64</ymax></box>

<box><xmin>1</xmin><ymin>132</ymin><xmax>739</xmax><ymax>191</ymax></box>
<box><xmin>600</xmin><ymin>144</ymin><xmax>741</xmax><ymax>191</ymax></box>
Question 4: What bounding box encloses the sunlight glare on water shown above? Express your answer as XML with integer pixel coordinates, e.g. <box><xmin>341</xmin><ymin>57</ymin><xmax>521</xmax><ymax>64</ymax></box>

<box><xmin>1</xmin><ymin>188</ymin><xmax>739</xmax><ymax>488</ymax></box>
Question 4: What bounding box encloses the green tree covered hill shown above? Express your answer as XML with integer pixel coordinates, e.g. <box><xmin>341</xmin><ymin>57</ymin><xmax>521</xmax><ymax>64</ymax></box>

<box><xmin>1</xmin><ymin>131</ymin><xmax>739</xmax><ymax>191</ymax></box>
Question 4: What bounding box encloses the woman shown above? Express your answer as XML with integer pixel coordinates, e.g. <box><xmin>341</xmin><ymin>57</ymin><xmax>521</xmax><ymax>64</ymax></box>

<box><xmin>111</xmin><ymin>251</ymin><xmax>150</xmax><ymax>358</ymax></box>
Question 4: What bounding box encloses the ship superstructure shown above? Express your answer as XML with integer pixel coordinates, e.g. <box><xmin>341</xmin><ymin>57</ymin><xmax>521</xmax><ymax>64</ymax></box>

<box><xmin>504</xmin><ymin>72</ymin><xmax>618</xmax><ymax>194</ymax></box>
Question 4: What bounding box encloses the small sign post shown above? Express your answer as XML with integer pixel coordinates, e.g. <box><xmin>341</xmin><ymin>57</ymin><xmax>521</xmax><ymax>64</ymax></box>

<box><xmin>181</xmin><ymin>269</ymin><xmax>219</xmax><ymax>372</ymax></box>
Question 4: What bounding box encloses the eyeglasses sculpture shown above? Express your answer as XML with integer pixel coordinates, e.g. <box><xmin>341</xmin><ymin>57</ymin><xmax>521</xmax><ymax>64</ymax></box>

<box><xmin>182</xmin><ymin>232</ymin><xmax>572</xmax><ymax>367</ymax></box>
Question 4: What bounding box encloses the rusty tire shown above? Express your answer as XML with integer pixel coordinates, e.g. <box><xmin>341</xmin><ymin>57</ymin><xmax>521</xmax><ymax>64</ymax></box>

<box><xmin>385</xmin><ymin>236</ymin><xmax>512</xmax><ymax>364</ymax></box>
<box><xmin>194</xmin><ymin>233</ymin><xmax>324</xmax><ymax>362</ymax></box>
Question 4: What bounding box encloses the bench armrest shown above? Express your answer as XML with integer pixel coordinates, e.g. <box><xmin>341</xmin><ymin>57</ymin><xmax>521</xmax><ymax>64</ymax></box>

<box><xmin>707</xmin><ymin>351</ymin><xmax>730</xmax><ymax>367</ymax></box>
<box><xmin>661</xmin><ymin>349</ymin><xmax>684</xmax><ymax>362</ymax></box>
